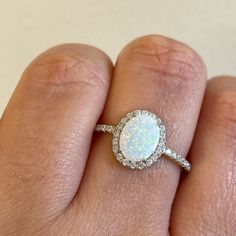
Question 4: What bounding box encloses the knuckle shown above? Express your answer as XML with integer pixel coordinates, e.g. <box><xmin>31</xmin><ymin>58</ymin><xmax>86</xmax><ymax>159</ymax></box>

<box><xmin>24</xmin><ymin>44</ymin><xmax>109</xmax><ymax>89</ymax></box>
<box><xmin>216</xmin><ymin>91</ymin><xmax>236</xmax><ymax>118</ymax></box>
<box><xmin>217</xmin><ymin>92</ymin><xmax>236</xmax><ymax>135</ymax></box>
<box><xmin>118</xmin><ymin>35</ymin><xmax>206</xmax><ymax>83</ymax></box>
<box><xmin>208</xmin><ymin>79</ymin><xmax>236</xmax><ymax>139</ymax></box>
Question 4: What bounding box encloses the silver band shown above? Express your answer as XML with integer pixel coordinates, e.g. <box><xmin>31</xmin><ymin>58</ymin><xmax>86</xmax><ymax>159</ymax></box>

<box><xmin>95</xmin><ymin>125</ymin><xmax>116</xmax><ymax>134</ymax></box>
<box><xmin>95</xmin><ymin>110</ymin><xmax>191</xmax><ymax>172</ymax></box>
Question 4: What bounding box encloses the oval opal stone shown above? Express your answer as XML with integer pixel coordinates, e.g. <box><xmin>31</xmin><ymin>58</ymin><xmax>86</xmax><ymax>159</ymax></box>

<box><xmin>119</xmin><ymin>114</ymin><xmax>160</xmax><ymax>162</ymax></box>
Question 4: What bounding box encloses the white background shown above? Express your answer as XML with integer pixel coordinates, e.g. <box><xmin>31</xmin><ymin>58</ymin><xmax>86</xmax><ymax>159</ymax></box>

<box><xmin>1</xmin><ymin>0</ymin><xmax>236</xmax><ymax>114</ymax></box>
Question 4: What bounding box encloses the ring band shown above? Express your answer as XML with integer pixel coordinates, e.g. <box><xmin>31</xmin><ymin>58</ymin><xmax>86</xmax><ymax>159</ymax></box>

<box><xmin>95</xmin><ymin>110</ymin><xmax>191</xmax><ymax>171</ymax></box>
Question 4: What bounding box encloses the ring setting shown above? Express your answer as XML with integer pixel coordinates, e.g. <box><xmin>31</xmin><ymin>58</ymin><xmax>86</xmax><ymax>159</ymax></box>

<box><xmin>95</xmin><ymin>110</ymin><xmax>191</xmax><ymax>171</ymax></box>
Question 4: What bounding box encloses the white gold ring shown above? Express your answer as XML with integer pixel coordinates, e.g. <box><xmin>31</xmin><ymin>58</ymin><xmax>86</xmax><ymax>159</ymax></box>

<box><xmin>95</xmin><ymin>110</ymin><xmax>191</xmax><ymax>171</ymax></box>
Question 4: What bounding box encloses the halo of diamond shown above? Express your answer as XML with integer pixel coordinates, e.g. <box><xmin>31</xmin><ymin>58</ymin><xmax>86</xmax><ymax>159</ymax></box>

<box><xmin>112</xmin><ymin>110</ymin><xmax>166</xmax><ymax>169</ymax></box>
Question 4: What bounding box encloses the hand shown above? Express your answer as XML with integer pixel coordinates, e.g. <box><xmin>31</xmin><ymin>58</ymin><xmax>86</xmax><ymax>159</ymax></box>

<box><xmin>0</xmin><ymin>35</ymin><xmax>235</xmax><ymax>236</ymax></box>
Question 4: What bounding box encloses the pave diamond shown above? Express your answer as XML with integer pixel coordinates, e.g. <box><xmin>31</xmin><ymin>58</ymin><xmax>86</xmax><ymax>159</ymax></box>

<box><xmin>119</xmin><ymin>114</ymin><xmax>160</xmax><ymax>162</ymax></box>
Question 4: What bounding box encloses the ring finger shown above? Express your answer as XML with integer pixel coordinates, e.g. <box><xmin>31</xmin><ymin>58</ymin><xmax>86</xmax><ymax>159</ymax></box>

<box><xmin>70</xmin><ymin>35</ymin><xmax>206</xmax><ymax>235</ymax></box>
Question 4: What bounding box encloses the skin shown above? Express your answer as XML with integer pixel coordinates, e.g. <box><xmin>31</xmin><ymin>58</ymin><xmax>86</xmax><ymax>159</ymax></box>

<box><xmin>0</xmin><ymin>35</ymin><xmax>235</xmax><ymax>235</ymax></box>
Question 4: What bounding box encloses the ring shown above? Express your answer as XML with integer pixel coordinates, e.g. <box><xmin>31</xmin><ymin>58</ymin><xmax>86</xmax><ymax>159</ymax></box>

<box><xmin>95</xmin><ymin>110</ymin><xmax>191</xmax><ymax>171</ymax></box>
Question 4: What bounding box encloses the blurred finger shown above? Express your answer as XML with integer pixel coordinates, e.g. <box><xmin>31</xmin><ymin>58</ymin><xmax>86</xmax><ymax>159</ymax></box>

<box><xmin>171</xmin><ymin>76</ymin><xmax>236</xmax><ymax>235</ymax></box>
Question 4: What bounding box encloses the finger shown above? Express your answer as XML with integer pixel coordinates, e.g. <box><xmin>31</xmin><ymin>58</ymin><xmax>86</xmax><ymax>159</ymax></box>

<box><xmin>0</xmin><ymin>44</ymin><xmax>112</xmax><ymax>231</ymax></box>
<box><xmin>171</xmin><ymin>76</ymin><xmax>236</xmax><ymax>235</ymax></box>
<box><xmin>71</xmin><ymin>35</ymin><xmax>206</xmax><ymax>235</ymax></box>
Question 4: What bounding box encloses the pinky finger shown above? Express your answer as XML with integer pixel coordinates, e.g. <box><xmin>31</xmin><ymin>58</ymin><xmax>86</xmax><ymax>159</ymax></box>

<box><xmin>171</xmin><ymin>76</ymin><xmax>236</xmax><ymax>235</ymax></box>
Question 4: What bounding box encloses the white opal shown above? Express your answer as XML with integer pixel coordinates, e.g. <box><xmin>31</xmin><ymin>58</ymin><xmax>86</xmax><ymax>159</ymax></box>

<box><xmin>119</xmin><ymin>114</ymin><xmax>160</xmax><ymax>162</ymax></box>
